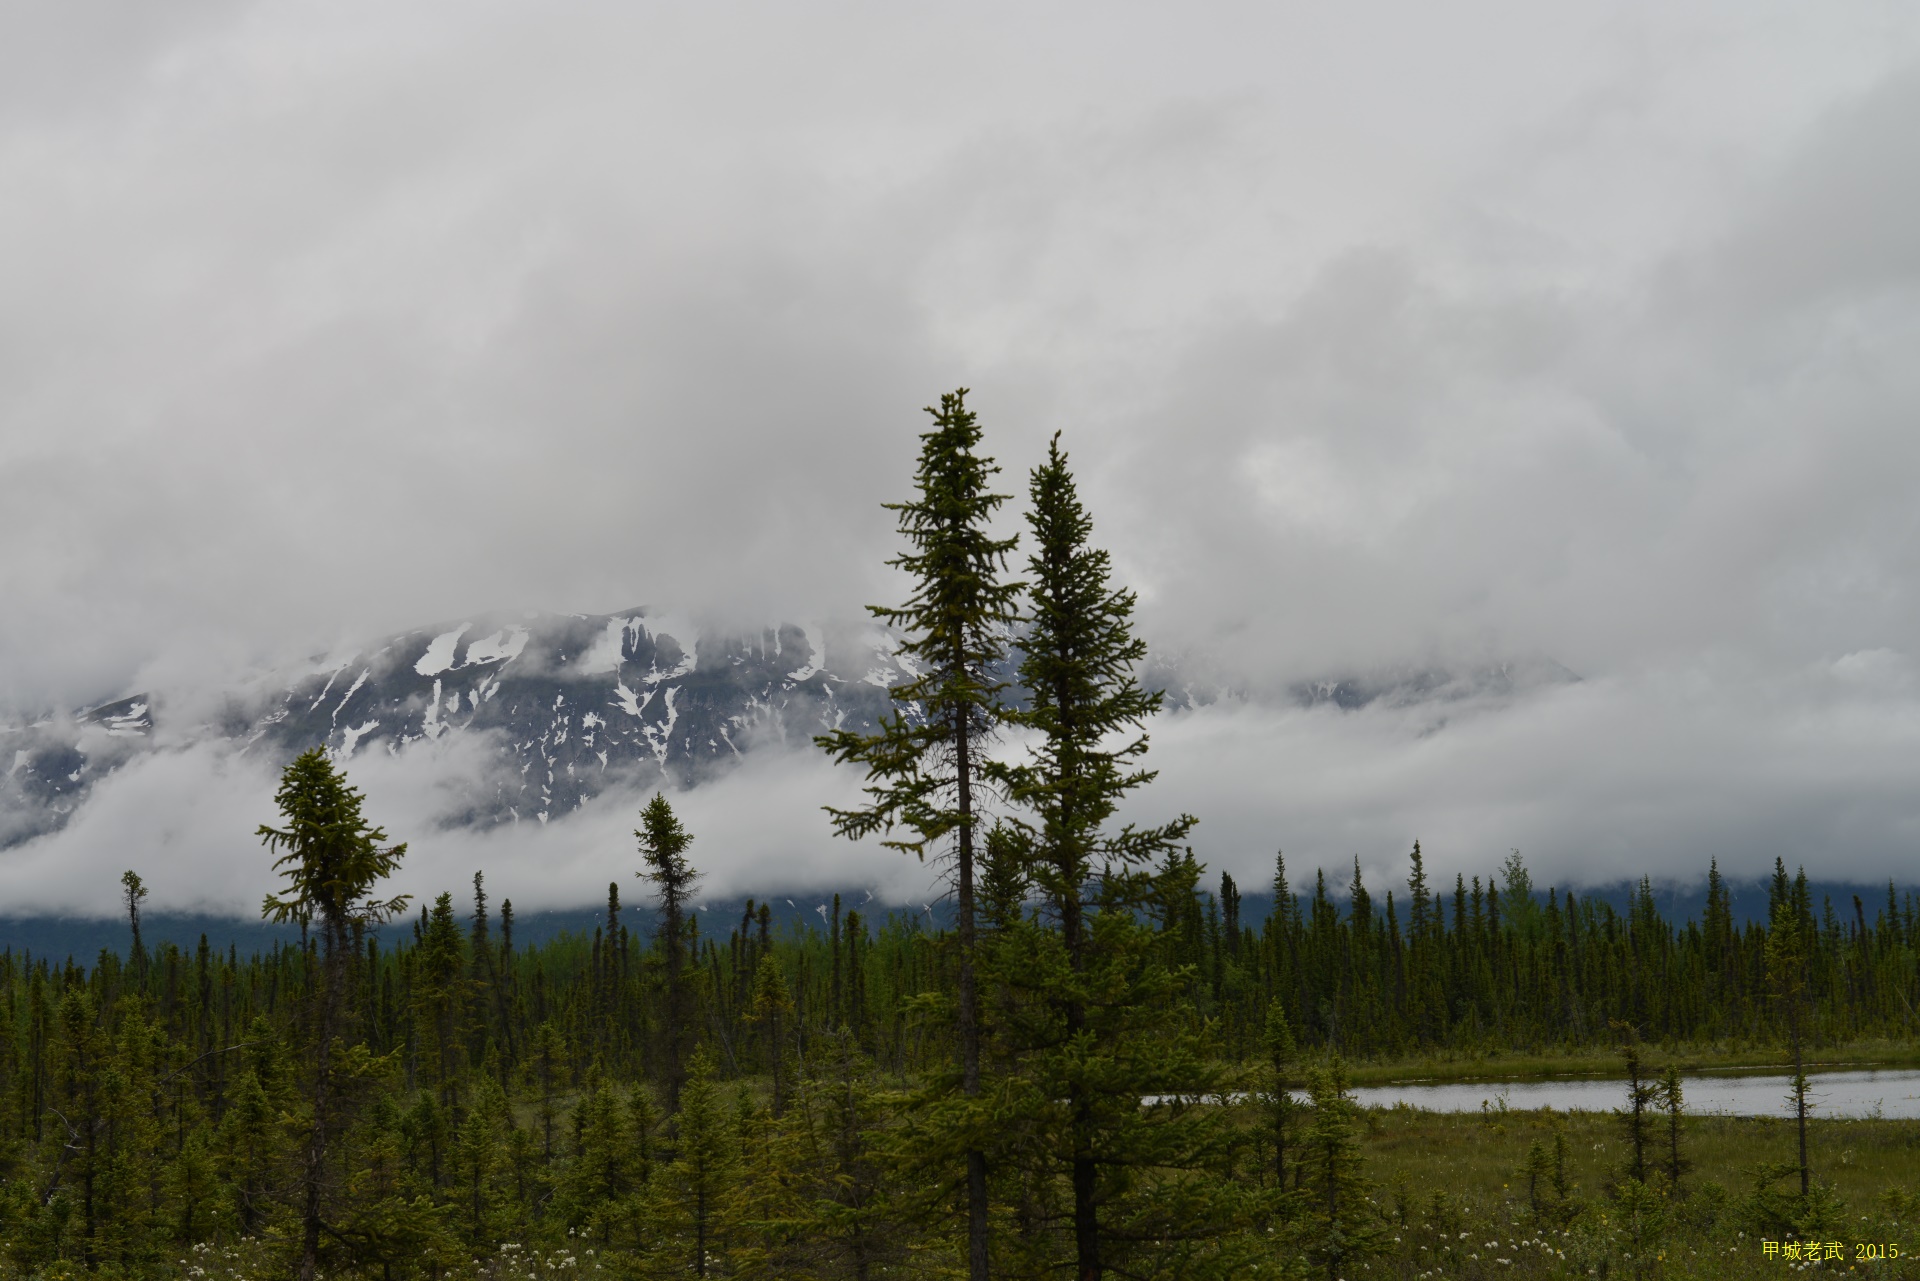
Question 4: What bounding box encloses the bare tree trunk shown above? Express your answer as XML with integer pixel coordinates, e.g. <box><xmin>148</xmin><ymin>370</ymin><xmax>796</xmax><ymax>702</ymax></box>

<box><xmin>1062</xmin><ymin>869</ymin><xmax>1099</xmax><ymax>1280</ymax></box>
<box><xmin>955</xmin><ymin>717</ymin><xmax>989</xmax><ymax>1281</ymax></box>
<box><xmin>1792</xmin><ymin>1019</ymin><xmax>1810</xmax><ymax>1198</ymax></box>
<box><xmin>299</xmin><ymin>921</ymin><xmax>343</xmax><ymax>1281</ymax></box>
<box><xmin>1073</xmin><ymin>1135</ymin><xmax>1098</xmax><ymax>1281</ymax></box>
<box><xmin>1625</xmin><ymin>1047</ymin><xmax>1647</xmax><ymax>1183</ymax></box>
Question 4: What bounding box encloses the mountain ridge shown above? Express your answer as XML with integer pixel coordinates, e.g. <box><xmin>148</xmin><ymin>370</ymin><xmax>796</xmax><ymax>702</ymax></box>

<box><xmin>2</xmin><ymin>608</ymin><xmax>1578</xmax><ymax>850</ymax></box>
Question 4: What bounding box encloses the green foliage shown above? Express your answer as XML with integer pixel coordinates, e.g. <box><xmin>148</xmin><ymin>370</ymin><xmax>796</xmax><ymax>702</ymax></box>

<box><xmin>815</xmin><ymin>387</ymin><xmax>1022</xmax><ymax>861</ymax></box>
<box><xmin>972</xmin><ymin>433</ymin><xmax>1258</xmax><ymax>1277</ymax></box>
<box><xmin>815</xmin><ymin>386</ymin><xmax>1023</xmax><ymax>1281</ymax></box>
<box><xmin>748</xmin><ymin>954</ymin><xmax>793</xmax><ymax>1118</ymax></box>
<box><xmin>635</xmin><ymin>794</ymin><xmax>698</xmax><ymax>919</ymax></box>
<box><xmin>1613</xmin><ymin>1033</ymin><xmax>1660</xmax><ymax>1187</ymax></box>
<box><xmin>256</xmin><ymin>749</ymin><xmax>412</xmax><ymax>1281</ymax></box>
<box><xmin>647</xmin><ymin>1047</ymin><xmax>735</xmax><ymax>1277</ymax></box>
<box><xmin>1259</xmin><ymin>1004</ymin><xmax>1300</xmax><ymax>1206</ymax></box>
<box><xmin>637</xmin><ymin>792</ymin><xmax>701</xmax><ymax>1107</ymax></box>
<box><xmin>258</xmin><ymin>749</ymin><xmax>410</xmax><ymax>932</ymax></box>
<box><xmin>807</xmin><ymin>1029</ymin><xmax>902</xmax><ymax>1279</ymax></box>
<box><xmin>1298</xmin><ymin>1058</ymin><xmax>1382</xmax><ymax>1280</ymax></box>
<box><xmin>556</xmin><ymin>1070</ymin><xmax>648</xmax><ymax>1247</ymax></box>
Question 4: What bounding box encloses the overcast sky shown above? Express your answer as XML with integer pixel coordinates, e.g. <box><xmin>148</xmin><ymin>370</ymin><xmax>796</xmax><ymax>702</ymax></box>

<box><xmin>3</xmin><ymin>2</ymin><xmax>1919</xmax><ymax>912</ymax></box>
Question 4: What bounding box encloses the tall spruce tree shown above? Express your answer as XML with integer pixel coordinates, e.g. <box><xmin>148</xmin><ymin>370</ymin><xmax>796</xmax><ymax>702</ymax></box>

<box><xmin>996</xmin><ymin>434</ymin><xmax>1250</xmax><ymax>1279</ymax></box>
<box><xmin>636</xmin><ymin>792</ymin><xmax>701</xmax><ymax>1109</ymax></box>
<box><xmin>817</xmin><ymin>388</ymin><xmax>1021</xmax><ymax>1280</ymax></box>
<box><xmin>415</xmin><ymin>893</ymin><xmax>465</xmax><ymax>1108</ymax></box>
<box><xmin>121</xmin><ymin>870</ymin><xmax>149</xmax><ymax>984</ymax></box>
<box><xmin>560</xmin><ymin>1071</ymin><xmax>645</xmax><ymax>1245</ymax></box>
<box><xmin>258</xmin><ymin>749</ymin><xmax>411</xmax><ymax>1281</ymax></box>
<box><xmin>750</xmin><ymin>954</ymin><xmax>794</xmax><ymax>1118</ymax></box>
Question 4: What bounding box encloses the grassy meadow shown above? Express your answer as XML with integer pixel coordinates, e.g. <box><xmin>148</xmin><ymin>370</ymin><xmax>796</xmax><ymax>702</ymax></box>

<box><xmin>1340</xmin><ymin>1106</ymin><xmax>1920</xmax><ymax>1279</ymax></box>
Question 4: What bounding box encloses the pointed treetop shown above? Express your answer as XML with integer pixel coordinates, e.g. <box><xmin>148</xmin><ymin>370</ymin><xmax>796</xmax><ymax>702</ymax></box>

<box><xmin>637</xmin><ymin>792</ymin><xmax>701</xmax><ymax>909</ymax></box>
<box><xmin>817</xmin><ymin>388</ymin><xmax>1024</xmax><ymax>861</ymax></box>
<box><xmin>259</xmin><ymin>749</ymin><xmax>410</xmax><ymax>929</ymax></box>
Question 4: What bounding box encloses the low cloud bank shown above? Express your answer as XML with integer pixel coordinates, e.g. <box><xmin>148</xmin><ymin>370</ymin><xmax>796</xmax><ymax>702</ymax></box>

<box><xmin>0</xmin><ymin>730</ymin><xmax>935</xmax><ymax>918</ymax></box>
<box><xmin>6</xmin><ymin>649</ymin><xmax>1917</xmax><ymax>918</ymax></box>
<box><xmin>1144</xmin><ymin>651</ymin><xmax>1920</xmax><ymax>896</ymax></box>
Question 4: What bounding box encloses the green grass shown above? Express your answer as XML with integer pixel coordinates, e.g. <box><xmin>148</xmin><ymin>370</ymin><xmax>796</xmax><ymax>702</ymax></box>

<box><xmin>1348</xmin><ymin>1107</ymin><xmax>1920</xmax><ymax>1279</ymax></box>
<box><xmin>1362</xmin><ymin>1107</ymin><xmax>1920</xmax><ymax>1215</ymax></box>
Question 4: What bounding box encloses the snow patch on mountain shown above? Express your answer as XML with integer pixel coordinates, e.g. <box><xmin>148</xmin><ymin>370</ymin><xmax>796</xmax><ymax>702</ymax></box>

<box><xmin>415</xmin><ymin>625</ymin><xmax>471</xmax><ymax>676</ymax></box>
<box><xmin>463</xmin><ymin>626</ymin><xmax>530</xmax><ymax>667</ymax></box>
<box><xmin>786</xmin><ymin>623</ymin><xmax>826</xmax><ymax>683</ymax></box>
<box><xmin>576</xmin><ymin>619</ymin><xmax>627</xmax><ymax>674</ymax></box>
<box><xmin>338</xmin><ymin>720</ymin><xmax>379</xmax><ymax>759</ymax></box>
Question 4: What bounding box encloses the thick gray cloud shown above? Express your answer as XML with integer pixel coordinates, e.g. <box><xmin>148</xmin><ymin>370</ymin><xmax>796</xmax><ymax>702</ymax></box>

<box><xmin>4</xmin><ymin>2</ymin><xmax>1920</xmax><ymax>908</ymax></box>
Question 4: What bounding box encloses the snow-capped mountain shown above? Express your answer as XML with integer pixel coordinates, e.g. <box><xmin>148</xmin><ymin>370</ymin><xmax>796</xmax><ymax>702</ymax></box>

<box><xmin>249</xmin><ymin>610</ymin><xmax>917</xmax><ymax>825</ymax></box>
<box><xmin>1</xmin><ymin>696</ymin><xmax>153</xmax><ymax>844</ymax></box>
<box><xmin>1</xmin><ymin>608</ymin><xmax>1578</xmax><ymax>850</ymax></box>
<box><xmin>2</xmin><ymin>609</ymin><xmax>911</xmax><ymax>847</ymax></box>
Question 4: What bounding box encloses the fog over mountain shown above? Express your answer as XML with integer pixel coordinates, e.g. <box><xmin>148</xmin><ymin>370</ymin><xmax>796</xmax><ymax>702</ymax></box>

<box><xmin>4</xmin><ymin>4</ymin><xmax>1920</xmax><ymax>914</ymax></box>
<box><xmin>2</xmin><ymin>605</ymin><xmax>1595</xmax><ymax>911</ymax></box>
<box><xmin>3</xmin><ymin>610</ymin><xmax>901</xmax><ymax>847</ymax></box>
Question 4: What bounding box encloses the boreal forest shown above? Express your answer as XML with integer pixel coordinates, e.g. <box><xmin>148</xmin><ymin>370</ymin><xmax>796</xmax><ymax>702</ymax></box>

<box><xmin>3</xmin><ymin>393</ymin><xmax>1918</xmax><ymax>1280</ymax></box>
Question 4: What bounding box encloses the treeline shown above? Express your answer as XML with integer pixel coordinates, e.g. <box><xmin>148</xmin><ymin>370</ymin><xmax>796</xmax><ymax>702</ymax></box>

<box><xmin>8</xmin><ymin>850</ymin><xmax>1915</xmax><ymax>1130</ymax></box>
<box><xmin>9</xmin><ymin>852</ymin><xmax>1916</xmax><ymax>1105</ymax></box>
<box><xmin>1219</xmin><ymin>849</ymin><xmax>1920</xmax><ymax>1058</ymax></box>
<box><xmin>1</xmin><ymin>389</ymin><xmax>1911</xmax><ymax>1279</ymax></box>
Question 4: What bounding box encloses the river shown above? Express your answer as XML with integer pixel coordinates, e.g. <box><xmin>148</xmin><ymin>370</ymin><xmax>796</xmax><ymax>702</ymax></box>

<box><xmin>1348</xmin><ymin>1067</ymin><xmax>1920</xmax><ymax>1119</ymax></box>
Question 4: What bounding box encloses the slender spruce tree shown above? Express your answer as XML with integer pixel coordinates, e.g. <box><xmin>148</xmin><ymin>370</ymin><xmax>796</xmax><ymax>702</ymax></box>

<box><xmin>1300</xmin><ymin>1058</ymin><xmax>1378</xmax><ymax>1281</ymax></box>
<box><xmin>121</xmin><ymin>870</ymin><xmax>149</xmax><ymax>985</ymax></box>
<box><xmin>750</xmin><ymin>954</ymin><xmax>794</xmax><ymax>1118</ymax></box>
<box><xmin>637</xmin><ymin>792</ymin><xmax>701</xmax><ymax>1110</ymax></box>
<box><xmin>1613</xmin><ymin>1025</ymin><xmax>1658</xmax><ymax>1187</ymax></box>
<box><xmin>1658</xmin><ymin>1065</ymin><xmax>1688</xmax><ymax>1191</ymax></box>
<box><xmin>415</xmin><ymin>893</ymin><xmax>465</xmax><ymax>1108</ymax></box>
<box><xmin>654</xmin><ymin>1047</ymin><xmax>735</xmax><ymax>1277</ymax></box>
<box><xmin>996</xmin><ymin>432</ymin><xmax>1249</xmax><ymax>1279</ymax></box>
<box><xmin>817</xmin><ymin>387</ymin><xmax>1021</xmax><ymax>1281</ymax></box>
<box><xmin>1767</xmin><ymin>906</ymin><xmax>1814</xmax><ymax>1199</ymax></box>
<box><xmin>258</xmin><ymin>748</ymin><xmax>411</xmax><ymax>1281</ymax></box>
<box><xmin>1262</xmin><ymin>1005</ymin><xmax>1299</xmax><ymax>1203</ymax></box>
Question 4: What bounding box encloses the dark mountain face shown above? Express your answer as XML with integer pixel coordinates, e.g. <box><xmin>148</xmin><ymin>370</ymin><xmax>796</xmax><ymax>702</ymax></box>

<box><xmin>249</xmin><ymin>610</ymin><xmax>906</xmax><ymax>825</ymax></box>
<box><xmin>2</xmin><ymin>610</ymin><xmax>911</xmax><ymax>846</ymax></box>
<box><xmin>1287</xmin><ymin>657</ymin><xmax>1582</xmax><ymax>711</ymax></box>
<box><xmin>1</xmin><ymin>696</ymin><xmax>151</xmax><ymax>846</ymax></box>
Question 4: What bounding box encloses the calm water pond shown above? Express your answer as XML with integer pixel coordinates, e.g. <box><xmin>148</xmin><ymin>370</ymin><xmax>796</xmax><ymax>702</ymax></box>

<box><xmin>1349</xmin><ymin>1068</ymin><xmax>1920</xmax><ymax>1119</ymax></box>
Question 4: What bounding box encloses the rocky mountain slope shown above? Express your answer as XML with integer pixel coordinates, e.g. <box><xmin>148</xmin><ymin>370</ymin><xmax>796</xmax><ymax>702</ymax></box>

<box><xmin>3</xmin><ymin>609</ymin><xmax>910</xmax><ymax>846</ymax></box>
<box><xmin>2</xmin><ymin>608</ymin><xmax>1576</xmax><ymax>848</ymax></box>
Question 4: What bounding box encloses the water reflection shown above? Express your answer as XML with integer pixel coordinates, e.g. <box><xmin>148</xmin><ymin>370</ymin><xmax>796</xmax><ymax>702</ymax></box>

<box><xmin>1351</xmin><ymin>1068</ymin><xmax>1920</xmax><ymax>1119</ymax></box>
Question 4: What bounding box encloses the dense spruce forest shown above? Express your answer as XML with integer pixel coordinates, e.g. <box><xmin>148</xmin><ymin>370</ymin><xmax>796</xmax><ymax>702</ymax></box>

<box><xmin>2</xmin><ymin>847</ymin><xmax>1916</xmax><ymax>1279</ymax></box>
<box><xmin>4</xmin><ymin>392</ymin><xmax>1917</xmax><ymax>1279</ymax></box>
